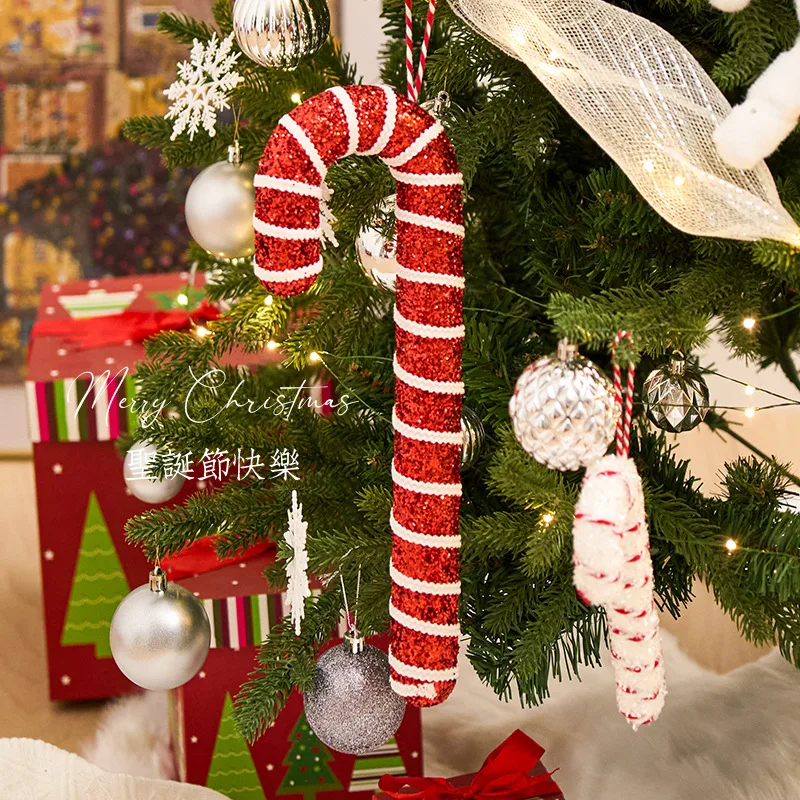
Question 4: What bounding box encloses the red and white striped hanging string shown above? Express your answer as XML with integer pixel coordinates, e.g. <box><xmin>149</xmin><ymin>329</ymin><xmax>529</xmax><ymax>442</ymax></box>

<box><xmin>405</xmin><ymin>0</ymin><xmax>438</xmax><ymax>103</ymax></box>
<box><xmin>611</xmin><ymin>331</ymin><xmax>635</xmax><ymax>456</ymax></box>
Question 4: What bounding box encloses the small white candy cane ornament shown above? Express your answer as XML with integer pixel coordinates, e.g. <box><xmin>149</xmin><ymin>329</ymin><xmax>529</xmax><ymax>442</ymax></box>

<box><xmin>572</xmin><ymin>332</ymin><xmax>666</xmax><ymax>729</ymax></box>
<box><xmin>253</xmin><ymin>86</ymin><xmax>464</xmax><ymax>707</ymax></box>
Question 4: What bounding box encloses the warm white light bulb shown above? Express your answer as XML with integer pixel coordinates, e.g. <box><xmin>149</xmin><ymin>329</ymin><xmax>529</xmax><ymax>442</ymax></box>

<box><xmin>744</xmin><ymin>385</ymin><xmax>755</xmax><ymax>396</ymax></box>
<box><xmin>674</xmin><ymin>175</ymin><xmax>686</xmax><ymax>186</ymax></box>
<box><xmin>725</xmin><ymin>538</ymin><xmax>738</xmax><ymax>552</ymax></box>
<box><xmin>264</xmin><ymin>295</ymin><xmax>274</xmax><ymax>306</ymax></box>
<box><xmin>291</xmin><ymin>92</ymin><xmax>302</xmax><ymax>104</ymax></box>
<box><xmin>308</xmin><ymin>351</ymin><xmax>321</xmax><ymax>363</ymax></box>
<box><xmin>267</xmin><ymin>340</ymin><xmax>278</xmax><ymax>351</ymax></box>
<box><xmin>541</xmin><ymin>513</ymin><xmax>555</xmax><ymax>525</ymax></box>
<box><xmin>742</xmin><ymin>317</ymin><xmax>756</xmax><ymax>330</ymax></box>
<box><xmin>745</xmin><ymin>407</ymin><xmax>756</xmax><ymax>419</ymax></box>
<box><xmin>176</xmin><ymin>293</ymin><xmax>189</xmax><ymax>306</ymax></box>
<box><xmin>195</xmin><ymin>325</ymin><xmax>212</xmax><ymax>339</ymax></box>
<box><xmin>643</xmin><ymin>159</ymin><xmax>655</xmax><ymax>173</ymax></box>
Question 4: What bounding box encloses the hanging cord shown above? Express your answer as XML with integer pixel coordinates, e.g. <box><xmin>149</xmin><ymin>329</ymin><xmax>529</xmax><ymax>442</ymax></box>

<box><xmin>611</xmin><ymin>331</ymin><xmax>635</xmax><ymax>457</ymax></box>
<box><xmin>339</xmin><ymin>568</ymin><xmax>362</xmax><ymax>634</ymax></box>
<box><xmin>405</xmin><ymin>0</ymin><xmax>438</xmax><ymax>103</ymax></box>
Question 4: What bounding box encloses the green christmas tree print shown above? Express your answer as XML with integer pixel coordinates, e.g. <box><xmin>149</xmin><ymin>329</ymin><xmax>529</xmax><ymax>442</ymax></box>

<box><xmin>277</xmin><ymin>712</ymin><xmax>342</xmax><ymax>799</ymax></box>
<box><xmin>61</xmin><ymin>492</ymin><xmax>130</xmax><ymax>658</ymax></box>
<box><xmin>207</xmin><ymin>694</ymin><xmax>263</xmax><ymax>799</ymax></box>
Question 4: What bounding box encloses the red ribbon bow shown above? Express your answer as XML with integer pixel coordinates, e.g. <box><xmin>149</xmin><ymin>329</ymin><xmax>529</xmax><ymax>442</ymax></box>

<box><xmin>377</xmin><ymin>730</ymin><xmax>561</xmax><ymax>800</ymax></box>
<box><xmin>31</xmin><ymin>301</ymin><xmax>220</xmax><ymax>350</ymax></box>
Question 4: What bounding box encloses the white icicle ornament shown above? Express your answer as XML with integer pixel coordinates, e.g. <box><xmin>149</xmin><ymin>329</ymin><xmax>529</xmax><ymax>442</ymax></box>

<box><xmin>573</xmin><ymin>454</ymin><xmax>666</xmax><ymax>729</ymax></box>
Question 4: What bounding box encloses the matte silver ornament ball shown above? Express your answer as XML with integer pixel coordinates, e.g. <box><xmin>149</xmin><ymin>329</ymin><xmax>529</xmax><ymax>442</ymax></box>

<box><xmin>461</xmin><ymin>405</ymin><xmax>485</xmax><ymax>469</ymax></box>
<box><xmin>110</xmin><ymin>568</ymin><xmax>210</xmax><ymax>690</ymax></box>
<box><xmin>184</xmin><ymin>145</ymin><xmax>256</xmax><ymax>260</ymax></box>
<box><xmin>232</xmin><ymin>0</ymin><xmax>330</xmax><ymax>70</ymax></box>
<box><xmin>643</xmin><ymin>352</ymin><xmax>709</xmax><ymax>433</ymax></box>
<box><xmin>123</xmin><ymin>441</ymin><xmax>184</xmax><ymax>504</ymax></box>
<box><xmin>304</xmin><ymin>633</ymin><xmax>406</xmax><ymax>755</ymax></box>
<box><xmin>357</xmin><ymin>194</ymin><xmax>398</xmax><ymax>292</ymax></box>
<box><xmin>510</xmin><ymin>339</ymin><xmax>617</xmax><ymax>471</ymax></box>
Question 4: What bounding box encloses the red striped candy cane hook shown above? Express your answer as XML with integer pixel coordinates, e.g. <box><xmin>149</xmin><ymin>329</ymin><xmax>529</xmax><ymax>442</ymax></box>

<box><xmin>406</xmin><ymin>0</ymin><xmax>438</xmax><ymax>103</ymax></box>
<box><xmin>611</xmin><ymin>331</ymin><xmax>635</xmax><ymax>456</ymax></box>
<box><xmin>253</xmin><ymin>86</ymin><xmax>464</xmax><ymax>707</ymax></box>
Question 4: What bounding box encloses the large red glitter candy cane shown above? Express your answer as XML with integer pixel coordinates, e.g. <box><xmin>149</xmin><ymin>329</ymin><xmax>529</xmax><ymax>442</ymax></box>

<box><xmin>253</xmin><ymin>85</ymin><xmax>464</xmax><ymax>707</ymax></box>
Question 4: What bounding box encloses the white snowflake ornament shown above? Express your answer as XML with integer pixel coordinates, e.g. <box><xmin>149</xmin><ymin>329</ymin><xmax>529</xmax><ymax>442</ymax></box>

<box><xmin>164</xmin><ymin>32</ymin><xmax>244</xmax><ymax>141</ymax></box>
<box><xmin>284</xmin><ymin>490</ymin><xmax>311</xmax><ymax>636</ymax></box>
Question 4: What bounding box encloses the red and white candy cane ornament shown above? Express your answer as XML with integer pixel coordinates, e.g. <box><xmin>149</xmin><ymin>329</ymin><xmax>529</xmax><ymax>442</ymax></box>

<box><xmin>572</xmin><ymin>332</ymin><xmax>666</xmax><ymax>729</ymax></box>
<box><xmin>253</xmin><ymin>85</ymin><xmax>464</xmax><ymax>707</ymax></box>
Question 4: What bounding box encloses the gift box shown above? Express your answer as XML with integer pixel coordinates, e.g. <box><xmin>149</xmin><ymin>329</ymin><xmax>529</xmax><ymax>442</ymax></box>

<box><xmin>26</xmin><ymin>273</ymin><xmax>251</xmax><ymax>701</ymax></box>
<box><xmin>170</xmin><ymin>553</ymin><xmax>424</xmax><ymax>799</ymax></box>
<box><xmin>373</xmin><ymin>729</ymin><xmax>563</xmax><ymax>800</ymax></box>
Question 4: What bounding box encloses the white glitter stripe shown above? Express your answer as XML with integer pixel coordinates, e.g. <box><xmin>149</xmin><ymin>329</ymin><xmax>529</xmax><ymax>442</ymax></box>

<box><xmin>392</xmin><ymin>461</ymin><xmax>462</xmax><ymax>496</ymax></box>
<box><xmin>390</xmin><ymin>510</ymin><xmax>461</xmax><ymax>548</ymax></box>
<box><xmin>391</xmin><ymin>561</ymin><xmax>461</xmax><ymax>595</ymax></box>
<box><xmin>390</xmin><ymin>169</ymin><xmax>463</xmax><ymax>187</ymax></box>
<box><xmin>389</xmin><ymin>652</ymin><xmax>459</xmax><ymax>682</ymax></box>
<box><xmin>395</xmin><ymin>207</ymin><xmax>465</xmax><ymax>237</ymax></box>
<box><xmin>394</xmin><ymin>355</ymin><xmax>464</xmax><ymax>395</ymax></box>
<box><xmin>390</xmin><ymin>678</ymin><xmax>437</xmax><ymax>699</ymax></box>
<box><xmin>253</xmin><ymin>215</ymin><xmax>321</xmax><ymax>240</ymax></box>
<box><xmin>390</xmin><ymin>601</ymin><xmax>461</xmax><ymax>636</ymax></box>
<box><xmin>254</xmin><ymin>257</ymin><xmax>322</xmax><ymax>284</ymax></box>
<box><xmin>280</xmin><ymin>115</ymin><xmax>327</xmax><ymax>180</ymax></box>
<box><xmin>328</xmin><ymin>86</ymin><xmax>359</xmax><ymax>156</ymax></box>
<box><xmin>393</xmin><ymin>408</ymin><xmax>463</xmax><ymax>446</ymax></box>
<box><xmin>361</xmin><ymin>86</ymin><xmax>397</xmax><ymax>156</ymax></box>
<box><xmin>396</xmin><ymin>263</ymin><xmax>465</xmax><ymax>289</ymax></box>
<box><xmin>383</xmin><ymin>122</ymin><xmax>444</xmax><ymax>168</ymax></box>
<box><xmin>253</xmin><ymin>174</ymin><xmax>322</xmax><ymax>198</ymax></box>
<box><xmin>394</xmin><ymin>306</ymin><xmax>464</xmax><ymax>339</ymax></box>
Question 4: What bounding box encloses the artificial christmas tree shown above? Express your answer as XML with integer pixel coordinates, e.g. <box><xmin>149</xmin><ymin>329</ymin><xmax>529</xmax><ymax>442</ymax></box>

<box><xmin>123</xmin><ymin>0</ymin><xmax>800</xmax><ymax>754</ymax></box>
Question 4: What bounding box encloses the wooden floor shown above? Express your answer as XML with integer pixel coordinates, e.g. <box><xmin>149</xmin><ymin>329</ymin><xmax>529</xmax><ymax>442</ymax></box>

<box><xmin>0</xmin><ymin>457</ymin><xmax>768</xmax><ymax>755</ymax></box>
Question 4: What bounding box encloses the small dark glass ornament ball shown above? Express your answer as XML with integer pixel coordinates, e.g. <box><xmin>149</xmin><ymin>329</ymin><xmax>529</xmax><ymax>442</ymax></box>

<box><xmin>461</xmin><ymin>405</ymin><xmax>485</xmax><ymax>469</ymax></box>
<box><xmin>304</xmin><ymin>632</ymin><xmax>406</xmax><ymax>755</ymax></box>
<box><xmin>643</xmin><ymin>352</ymin><xmax>710</xmax><ymax>433</ymax></box>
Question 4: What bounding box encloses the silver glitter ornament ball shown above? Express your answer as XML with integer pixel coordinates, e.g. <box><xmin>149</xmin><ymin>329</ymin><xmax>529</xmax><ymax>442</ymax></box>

<box><xmin>185</xmin><ymin>146</ymin><xmax>256</xmax><ymax>260</ymax></box>
<box><xmin>461</xmin><ymin>405</ymin><xmax>485</xmax><ymax>469</ymax></box>
<box><xmin>110</xmin><ymin>569</ymin><xmax>210</xmax><ymax>690</ymax></box>
<box><xmin>304</xmin><ymin>636</ymin><xmax>406</xmax><ymax>755</ymax></box>
<box><xmin>123</xmin><ymin>441</ymin><xmax>184</xmax><ymax>504</ymax></box>
<box><xmin>233</xmin><ymin>0</ymin><xmax>330</xmax><ymax>70</ymax></box>
<box><xmin>356</xmin><ymin>195</ymin><xmax>398</xmax><ymax>292</ymax></box>
<box><xmin>643</xmin><ymin>352</ymin><xmax>709</xmax><ymax>433</ymax></box>
<box><xmin>510</xmin><ymin>339</ymin><xmax>617</xmax><ymax>472</ymax></box>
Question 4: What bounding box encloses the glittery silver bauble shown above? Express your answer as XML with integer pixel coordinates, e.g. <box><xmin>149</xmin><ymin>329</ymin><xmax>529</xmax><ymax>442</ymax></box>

<box><xmin>509</xmin><ymin>339</ymin><xmax>617</xmax><ymax>472</ymax></box>
<box><xmin>356</xmin><ymin>195</ymin><xmax>397</xmax><ymax>292</ymax></box>
<box><xmin>643</xmin><ymin>352</ymin><xmax>709</xmax><ymax>433</ymax></box>
<box><xmin>461</xmin><ymin>405</ymin><xmax>485</xmax><ymax>469</ymax></box>
<box><xmin>304</xmin><ymin>634</ymin><xmax>406</xmax><ymax>755</ymax></box>
<box><xmin>232</xmin><ymin>0</ymin><xmax>330</xmax><ymax>70</ymax></box>
<box><xmin>110</xmin><ymin>568</ymin><xmax>210</xmax><ymax>690</ymax></box>
<box><xmin>185</xmin><ymin>147</ymin><xmax>256</xmax><ymax>260</ymax></box>
<box><xmin>123</xmin><ymin>441</ymin><xmax>184</xmax><ymax>504</ymax></box>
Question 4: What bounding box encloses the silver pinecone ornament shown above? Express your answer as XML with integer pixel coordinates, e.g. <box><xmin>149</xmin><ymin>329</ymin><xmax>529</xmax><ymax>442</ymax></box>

<box><xmin>643</xmin><ymin>352</ymin><xmax>709</xmax><ymax>433</ymax></box>
<box><xmin>510</xmin><ymin>339</ymin><xmax>617</xmax><ymax>471</ymax></box>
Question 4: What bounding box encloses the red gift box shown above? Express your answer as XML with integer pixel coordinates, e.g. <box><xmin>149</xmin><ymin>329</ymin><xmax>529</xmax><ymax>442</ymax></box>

<box><xmin>26</xmin><ymin>273</ymin><xmax>279</xmax><ymax>701</ymax></box>
<box><xmin>170</xmin><ymin>554</ymin><xmax>425</xmax><ymax>798</ymax></box>
<box><xmin>372</xmin><ymin>729</ymin><xmax>563</xmax><ymax>800</ymax></box>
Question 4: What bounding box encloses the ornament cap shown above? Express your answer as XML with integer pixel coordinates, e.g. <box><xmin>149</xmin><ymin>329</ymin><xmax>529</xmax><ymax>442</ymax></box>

<box><xmin>669</xmin><ymin>351</ymin><xmax>687</xmax><ymax>376</ymax></box>
<box><xmin>344</xmin><ymin>628</ymin><xmax>365</xmax><ymax>654</ymax></box>
<box><xmin>556</xmin><ymin>338</ymin><xmax>578</xmax><ymax>362</ymax></box>
<box><xmin>431</xmin><ymin>91</ymin><xmax>452</xmax><ymax>120</ymax></box>
<box><xmin>227</xmin><ymin>141</ymin><xmax>242</xmax><ymax>165</ymax></box>
<box><xmin>149</xmin><ymin>566</ymin><xmax>167</xmax><ymax>593</ymax></box>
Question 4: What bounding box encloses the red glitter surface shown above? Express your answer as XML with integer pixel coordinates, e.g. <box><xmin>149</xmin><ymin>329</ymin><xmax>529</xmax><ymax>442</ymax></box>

<box><xmin>396</xmin><ymin>280</ymin><xmax>463</xmax><ymax>328</ymax></box>
<box><xmin>392</xmin><ymin>536</ymin><xmax>460</xmax><ymax>583</ymax></box>
<box><xmin>397</xmin><ymin>328</ymin><xmax>462</xmax><ymax>383</ymax></box>
<box><xmin>254</xmin><ymin>86</ymin><xmax>463</xmax><ymax>706</ymax></box>
<box><xmin>395</xmin><ymin>436</ymin><xmax>460</xmax><ymax>484</ymax></box>
<box><xmin>395</xmin><ymin>383</ymin><xmax>462</xmax><ymax>433</ymax></box>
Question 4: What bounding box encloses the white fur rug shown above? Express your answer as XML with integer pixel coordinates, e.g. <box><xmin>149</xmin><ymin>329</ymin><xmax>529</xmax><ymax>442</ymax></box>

<box><xmin>81</xmin><ymin>632</ymin><xmax>800</xmax><ymax>799</ymax></box>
